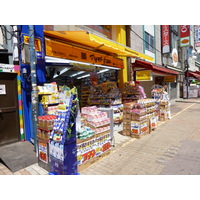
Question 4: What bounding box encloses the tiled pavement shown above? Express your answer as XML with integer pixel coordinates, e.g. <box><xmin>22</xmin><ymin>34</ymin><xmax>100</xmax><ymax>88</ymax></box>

<box><xmin>1</xmin><ymin>98</ymin><xmax>200</xmax><ymax>175</ymax></box>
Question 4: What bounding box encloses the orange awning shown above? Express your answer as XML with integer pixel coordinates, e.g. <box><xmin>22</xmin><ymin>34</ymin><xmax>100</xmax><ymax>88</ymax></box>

<box><xmin>44</xmin><ymin>31</ymin><xmax>154</xmax><ymax>62</ymax></box>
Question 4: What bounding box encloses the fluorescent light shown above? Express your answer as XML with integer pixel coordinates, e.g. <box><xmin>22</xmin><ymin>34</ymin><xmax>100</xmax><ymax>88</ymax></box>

<box><xmin>77</xmin><ymin>74</ymin><xmax>90</xmax><ymax>79</ymax></box>
<box><xmin>70</xmin><ymin>71</ymin><xmax>85</xmax><ymax>77</ymax></box>
<box><xmin>53</xmin><ymin>67</ymin><xmax>70</xmax><ymax>78</ymax></box>
<box><xmin>45</xmin><ymin>56</ymin><xmax>71</xmax><ymax>63</ymax></box>
<box><xmin>97</xmin><ymin>69</ymin><xmax>109</xmax><ymax>74</ymax></box>
<box><xmin>95</xmin><ymin>64</ymin><xmax>121</xmax><ymax>70</ymax></box>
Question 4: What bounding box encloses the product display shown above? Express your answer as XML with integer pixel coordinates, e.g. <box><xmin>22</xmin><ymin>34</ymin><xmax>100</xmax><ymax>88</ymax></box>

<box><xmin>38</xmin><ymin>82</ymin><xmax>60</xmax><ymax>116</ymax></box>
<box><xmin>49</xmin><ymin>86</ymin><xmax>78</xmax><ymax>175</ymax></box>
<box><xmin>76</xmin><ymin>106</ymin><xmax>111</xmax><ymax>170</ymax></box>
<box><xmin>88</xmin><ymin>81</ymin><xmax>123</xmax><ymax>124</ymax></box>
<box><xmin>122</xmin><ymin>81</ymin><xmax>146</xmax><ymax>103</ymax></box>
<box><xmin>151</xmin><ymin>85</ymin><xmax>171</xmax><ymax>121</ymax></box>
<box><xmin>123</xmin><ymin>98</ymin><xmax>157</xmax><ymax>138</ymax></box>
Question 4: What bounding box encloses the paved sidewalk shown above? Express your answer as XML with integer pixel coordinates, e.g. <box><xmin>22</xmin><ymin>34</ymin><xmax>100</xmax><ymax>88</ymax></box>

<box><xmin>80</xmin><ymin>98</ymin><xmax>200</xmax><ymax>175</ymax></box>
<box><xmin>0</xmin><ymin>162</ymin><xmax>48</xmax><ymax>175</ymax></box>
<box><xmin>1</xmin><ymin>98</ymin><xmax>199</xmax><ymax>175</ymax></box>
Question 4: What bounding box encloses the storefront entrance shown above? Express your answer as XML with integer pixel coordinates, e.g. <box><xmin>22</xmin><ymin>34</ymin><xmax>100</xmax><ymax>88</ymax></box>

<box><xmin>0</xmin><ymin>72</ymin><xmax>20</xmax><ymax>146</ymax></box>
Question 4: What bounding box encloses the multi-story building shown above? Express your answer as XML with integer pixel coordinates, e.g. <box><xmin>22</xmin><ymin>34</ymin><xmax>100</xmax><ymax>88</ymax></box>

<box><xmin>129</xmin><ymin>25</ymin><xmax>179</xmax><ymax>100</ymax></box>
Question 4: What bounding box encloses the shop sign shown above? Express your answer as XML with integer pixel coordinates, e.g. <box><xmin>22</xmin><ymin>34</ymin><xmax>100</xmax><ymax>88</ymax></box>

<box><xmin>164</xmin><ymin>75</ymin><xmax>176</xmax><ymax>82</ymax></box>
<box><xmin>45</xmin><ymin>39</ymin><xmax>124</xmax><ymax>69</ymax></box>
<box><xmin>162</xmin><ymin>25</ymin><xmax>170</xmax><ymax>53</ymax></box>
<box><xmin>180</xmin><ymin>25</ymin><xmax>190</xmax><ymax>47</ymax></box>
<box><xmin>23</xmin><ymin>35</ymin><xmax>43</xmax><ymax>59</ymax></box>
<box><xmin>0</xmin><ymin>64</ymin><xmax>15</xmax><ymax>72</ymax></box>
<box><xmin>136</xmin><ymin>70</ymin><xmax>152</xmax><ymax>81</ymax></box>
<box><xmin>195</xmin><ymin>25</ymin><xmax>200</xmax><ymax>47</ymax></box>
<box><xmin>39</xmin><ymin>142</ymin><xmax>48</xmax><ymax>164</ymax></box>
<box><xmin>172</xmin><ymin>48</ymin><xmax>178</xmax><ymax>67</ymax></box>
<box><xmin>77</xmin><ymin>133</ymin><xmax>111</xmax><ymax>165</ymax></box>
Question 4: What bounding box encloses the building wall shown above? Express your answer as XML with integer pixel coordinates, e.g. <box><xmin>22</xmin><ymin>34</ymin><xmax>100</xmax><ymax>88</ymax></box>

<box><xmin>129</xmin><ymin>25</ymin><xmax>161</xmax><ymax>65</ymax></box>
<box><xmin>0</xmin><ymin>30</ymin><xmax>3</xmax><ymax>49</ymax></box>
<box><xmin>130</xmin><ymin>25</ymin><xmax>143</xmax><ymax>56</ymax></box>
<box><xmin>155</xmin><ymin>25</ymin><xmax>162</xmax><ymax>65</ymax></box>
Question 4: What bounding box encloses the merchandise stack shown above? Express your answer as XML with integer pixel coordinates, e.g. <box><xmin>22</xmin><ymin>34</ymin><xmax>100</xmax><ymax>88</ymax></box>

<box><xmin>139</xmin><ymin>99</ymin><xmax>157</xmax><ymax>132</ymax></box>
<box><xmin>77</xmin><ymin>106</ymin><xmax>111</xmax><ymax>171</ymax></box>
<box><xmin>88</xmin><ymin>81</ymin><xmax>123</xmax><ymax>124</ymax></box>
<box><xmin>123</xmin><ymin>99</ymin><xmax>157</xmax><ymax>138</ymax></box>
<box><xmin>123</xmin><ymin>102</ymin><xmax>147</xmax><ymax>137</ymax></box>
<box><xmin>38</xmin><ymin>82</ymin><xmax>59</xmax><ymax>115</ymax></box>
<box><xmin>151</xmin><ymin>85</ymin><xmax>171</xmax><ymax>121</ymax></box>
<box><xmin>122</xmin><ymin>81</ymin><xmax>146</xmax><ymax>103</ymax></box>
<box><xmin>80</xmin><ymin>79</ymin><xmax>90</xmax><ymax>107</ymax></box>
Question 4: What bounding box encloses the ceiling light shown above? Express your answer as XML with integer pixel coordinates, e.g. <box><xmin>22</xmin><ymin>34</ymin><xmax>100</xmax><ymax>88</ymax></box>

<box><xmin>77</xmin><ymin>74</ymin><xmax>90</xmax><ymax>79</ymax></box>
<box><xmin>70</xmin><ymin>71</ymin><xmax>85</xmax><ymax>77</ymax></box>
<box><xmin>53</xmin><ymin>67</ymin><xmax>70</xmax><ymax>78</ymax></box>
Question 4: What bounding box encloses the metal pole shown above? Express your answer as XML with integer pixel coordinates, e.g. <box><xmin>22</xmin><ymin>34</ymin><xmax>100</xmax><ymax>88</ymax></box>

<box><xmin>29</xmin><ymin>25</ymin><xmax>38</xmax><ymax>153</ymax></box>
<box><xmin>185</xmin><ymin>59</ymin><xmax>189</xmax><ymax>99</ymax></box>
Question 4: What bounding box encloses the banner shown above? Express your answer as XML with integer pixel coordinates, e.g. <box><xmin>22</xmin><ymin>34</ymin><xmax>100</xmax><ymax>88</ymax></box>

<box><xmin>195</xmin><ymin>25</ymin><xmax>200</xmax><ymax>48</ymax></box>
<box><xmin>180</xmin><ymin>25</ymin><xmax>190</xmax><ymax>47</ymax></box>
<box><xmin>77</xmin><ymin>132</ymin><xmax>111</xmax><ymax>165</ymax></box>
<box><xmin>162</xmin><ymin>25</ymin><xmax>170</xmax><ymax>53</ymax></box>
<box><xmin>136</xmin><ymin>70</ymin><xmax>152</xmax><ymax>81</ymax></box>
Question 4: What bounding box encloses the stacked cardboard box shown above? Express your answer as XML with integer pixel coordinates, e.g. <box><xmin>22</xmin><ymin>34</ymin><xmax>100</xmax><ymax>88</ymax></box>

<box><xmin>123</xmin><ymin>102</ymin><xmax>148</xmax><ymax>138</ymax></box>
<box><xmin>123</xmin><ymin>99</ymin><xmax>157</xmax><ymax>138</ymax></box>
<box><xmin>159</xmin><ymin>100</ymin><xmax>171</xmax><ymax>121</ymax></box>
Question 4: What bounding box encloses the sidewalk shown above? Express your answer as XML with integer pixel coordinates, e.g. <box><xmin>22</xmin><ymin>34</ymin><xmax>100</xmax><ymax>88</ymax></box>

<box><xmin>1</xmin><ymin>98</ymin><xmax>199</xmax><ymax>175</ymax></box>
<box><xmin>80</xmin><ymin>98</ymin><xmax>200</xmax><ymax>175</ymax></box>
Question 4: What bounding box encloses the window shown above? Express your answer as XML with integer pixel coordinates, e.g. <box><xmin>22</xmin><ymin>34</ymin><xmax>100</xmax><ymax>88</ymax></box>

<box><xmin>86</xmin><ymin>25</ymin><xmax>112</xmax><ymax>39</ymax></box>
<box><xmin>145</xmin><ymin>31</ymin><xmax>154</xmax><ymax>52</ymax></box>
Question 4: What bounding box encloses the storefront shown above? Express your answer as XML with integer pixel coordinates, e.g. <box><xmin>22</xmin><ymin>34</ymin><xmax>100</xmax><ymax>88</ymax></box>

<box><xmin>183</xmin><ymin>71</ymin><xmax>200</xmax><ymax>98</ymax></box>
<box><xmin>132</xmin><ymin>59</ymin><xmax>179</xmax><ymax>99</ymax></box>
<box><xmin>34</xmin><ymin>30</ymin><xmax>154</xmax><ymax>174</ymax></box>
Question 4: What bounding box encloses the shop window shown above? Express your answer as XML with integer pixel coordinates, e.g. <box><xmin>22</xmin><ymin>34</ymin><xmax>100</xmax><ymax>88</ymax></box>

<box><xmin>86</xmin><ymin>25</ymin><xmax>112</xmax><ymax>39</ymax></box>
<box><xmin>144</xmin><ymin>31</ymin><xmax>154</xmax><ymax>53</ymax></box>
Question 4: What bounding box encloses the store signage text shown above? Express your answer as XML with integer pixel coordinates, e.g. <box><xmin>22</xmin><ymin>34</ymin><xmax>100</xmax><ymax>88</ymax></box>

<box><xmin>77</xmin><ymin>133</ymin><xmax>111</xmax><ymax>165</ymax></box>
<box><xmin>45</xmin><ymin>39</ymin><xmax>124</xmax><ymax>69</ymax></box>
<box><xmin>164</xmin><ymin>75</ymin><xmax>176</xmax><ymax>82</ymax></box>
<box><xmin>180</xmin><ymin>25</ymin><xmax>190</xmax><ymax>47</ymax></box>
<box><xmin>24</xmin><ymin>35</ymin><xmax>41</xmax><ymax>52</ymax></box>
<box><xmin>195</xmin><ymin>25</ymin><xmax>200</xmax><ymax>47</ymax></box>
<box><xmin>136</xmin><ymin>70</ymin><xmax>152</xmax><ymax>81</ymax></box>
<box><xmin>162</xmin><ymin>25</ymin><xmax>170</xmax><ymax>53</ymax></box>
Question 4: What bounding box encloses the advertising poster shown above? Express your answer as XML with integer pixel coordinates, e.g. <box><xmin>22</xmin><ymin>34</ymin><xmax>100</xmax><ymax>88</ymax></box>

<box><xmin>180</xmin><ymin>25</ymin><xmax>190</xmax><ymax>47</ymax></box>
<box><xmin>39</xmin><ymin>142</ymin><xmax>48</xmax><ymax>164</ymax></box>
<box><xmin>195</xmin><ymin>25</ymin><xmax>200</xmax><ymax>47</ymax></box>
<box><xmin>77</xmin><ymin>133</ymin><xmax>111</xmax><ymax>165</ymax></box>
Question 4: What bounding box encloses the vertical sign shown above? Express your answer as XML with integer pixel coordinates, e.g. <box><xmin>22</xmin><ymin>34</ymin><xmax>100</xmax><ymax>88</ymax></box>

<box><xmin>162</xmin><ymin>25</ymin><xmax>170</xmax><ymax>53</ymax></box>
<box><xmin>195</xmin><ymin>25</ymin><xmax>200</xmax><ymax>48</ymax></box>
<box><xmin>180</xmin><ymin>25</ymin><xmax>190</xmax><ymax>47</ymax></box>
